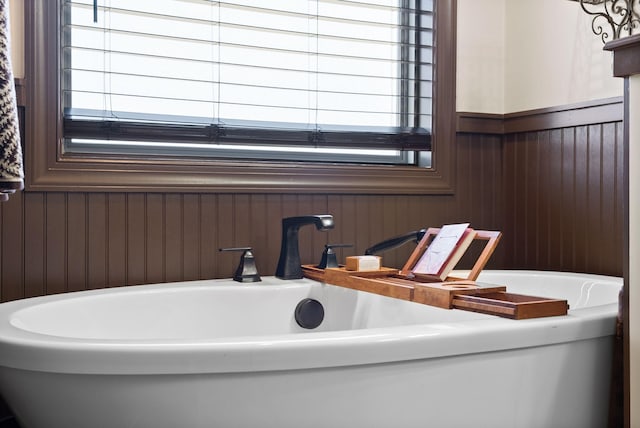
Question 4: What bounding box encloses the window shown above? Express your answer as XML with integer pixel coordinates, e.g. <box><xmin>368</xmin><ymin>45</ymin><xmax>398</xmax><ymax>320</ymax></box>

<box><xmin>25</xmin><ymin>0</ymin><xmax>456</xmax><ymax>193</ymax></box>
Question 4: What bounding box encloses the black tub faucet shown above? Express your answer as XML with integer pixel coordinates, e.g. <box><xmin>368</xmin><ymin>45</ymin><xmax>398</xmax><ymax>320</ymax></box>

<box><xmin>275</xmin><ymin>215</ymin><xmax>334</xmax><ymax>279</ymax></box>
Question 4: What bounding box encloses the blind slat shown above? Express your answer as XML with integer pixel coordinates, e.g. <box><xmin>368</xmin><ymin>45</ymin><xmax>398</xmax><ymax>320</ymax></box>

<box><xmin>63</xmin><ymin>116</ymin><xmax>431</xmax><ymax>150</ymax></box>
<box><xmin>67</xmin><ymin>0</ymin><xmax>431</xmax><ymax>26</ymax></box>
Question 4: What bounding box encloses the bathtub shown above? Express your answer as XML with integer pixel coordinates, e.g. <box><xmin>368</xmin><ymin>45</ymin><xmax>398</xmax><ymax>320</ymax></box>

<box><xmin>0</xmin><ymin>270</ymin><xmax>621</xmax><ymax>428</ymax></box>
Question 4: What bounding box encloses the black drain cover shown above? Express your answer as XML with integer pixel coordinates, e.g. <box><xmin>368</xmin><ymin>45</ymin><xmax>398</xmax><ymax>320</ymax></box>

<box><xmin>294</xmin><ymin>298</ymin><xmax>324</xmax><ymax>329</ymax></box>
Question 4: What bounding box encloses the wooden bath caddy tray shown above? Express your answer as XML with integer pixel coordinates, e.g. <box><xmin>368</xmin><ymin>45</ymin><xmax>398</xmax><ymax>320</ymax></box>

<box><xmin>302</xmin><ymin>229</ymin><xmax>568</xmax><ymax>320</ymax></box>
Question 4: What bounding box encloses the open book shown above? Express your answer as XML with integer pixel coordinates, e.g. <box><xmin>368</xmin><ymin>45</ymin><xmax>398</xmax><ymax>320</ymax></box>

<box><xmin>411</xmin><ymin>223</ymin><xmax>476</xmax><ymax>281</ymax></box>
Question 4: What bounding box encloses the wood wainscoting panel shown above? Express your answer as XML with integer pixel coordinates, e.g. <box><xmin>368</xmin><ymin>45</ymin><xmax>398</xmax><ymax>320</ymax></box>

<box><xmin>126</xmin><ymin>193</ymin><xmax>147</xmax><ymax>286</ymax></box>
<box><xmin>66</xmin><ymin>193</ymin><xmax>88</xmax><ymax>293</ymax></box>
<box><xmin>145</xmin><ymin>194</ymin><xmax>165</xmax><ymax>284</ymax></box>
<box><xmin>45</xmin><ymin>193</ymin><xmax>67</xmax><ymax>296</ymax></box>
<box><xmin>107</xmin><ymin>193</ymin><xmax>127</xmax><ymax>288</ymax></box>
<box><xmin>22</xmin><ymin>193</ymin><xmax>44</xmax><ymax>299</ymax></box>
<box><xmin>1</xmin><ymin>191</ymin><xmax>25</xmax><ymax>301</ymax></box>
<box><xmin>503</xmin><ymin>122</ymin><xmax>624</xmax><ymax>275</ymax></box>
<box><xmin>456</xmin><ymin>133</ymin><xmax>504</xmax><ymax>229</ymax></box>
<box><xmin>164</xmin><ymin>194</ymin><xmax>184</xmax><ymax>283</ymax></box>
<box><xmin>461</xmin><ymin>99</ymin><xmax>624</xmax><ymax>277</ymax></box>
<box><xmin>87</xmin><ymin>194</ymin><xmax>108</xmax><ymax>290</ymax></box>
<box><xmin>182</xmin><ymin>194</ymin><xmax>202</xmax><ymax>282</ymax></box>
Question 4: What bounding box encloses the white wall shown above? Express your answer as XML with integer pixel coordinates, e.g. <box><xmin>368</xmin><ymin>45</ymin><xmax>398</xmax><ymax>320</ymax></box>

<box><xmin>456</xmin><ymin>0</ymin><xmax>506</xmax><ymax>113</ymax></box>
<box><xmin>457</xmin><ymin>0</ymin><xmax>623</xmax><ymax>113</ymax></box>
<box><xmin>505</xmin><ymin>0</ymin><xmax>622</xmax><ymax>112</ymax></box>
<box><xmin>7</xmin><ymin>0</ymin><xmax>23</xmax><ymax>79</ymax></box>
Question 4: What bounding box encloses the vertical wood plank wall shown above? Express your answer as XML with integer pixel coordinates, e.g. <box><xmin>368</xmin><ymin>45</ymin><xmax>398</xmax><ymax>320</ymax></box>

<box><xmin>0</xmin><ymin>109</ymin><xmax>624</xmax><ymax>301</ymax></box>
<box><xmin>503</xmin><ymin>122</ymin><xmax>624</xmax><ymax>276</ymax></box>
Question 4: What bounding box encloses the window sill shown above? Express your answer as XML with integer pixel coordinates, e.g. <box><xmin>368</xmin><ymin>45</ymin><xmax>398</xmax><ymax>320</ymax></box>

<box><xmin>26</xmin><ymin>153</ymin><xmax>454</xmax><ymax>194</ymax></box>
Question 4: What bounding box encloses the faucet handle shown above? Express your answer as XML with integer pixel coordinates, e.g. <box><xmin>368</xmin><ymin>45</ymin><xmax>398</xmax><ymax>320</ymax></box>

<box><xmin>219</xmin><ymin>247</ymin><xmax>261</xmax><ymax>283</ymax></box>
<box><xmin>317</xmin><ymin>243</ymin><xmax>353</xmax><ymax>269</ymax></box>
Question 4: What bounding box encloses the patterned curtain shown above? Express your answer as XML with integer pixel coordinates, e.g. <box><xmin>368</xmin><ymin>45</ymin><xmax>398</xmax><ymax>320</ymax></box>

<box><xmin>0</xmin><ymin>0</ymin><xmax>23</xmax><ymax>202</ymax></box>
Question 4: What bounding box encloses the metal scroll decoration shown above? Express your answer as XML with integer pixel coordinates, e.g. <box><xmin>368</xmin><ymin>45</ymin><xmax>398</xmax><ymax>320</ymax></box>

<box><xmin>572</xmin><ymin>0</ymin><xmax>640</xmax><ymax>43</ymax></box>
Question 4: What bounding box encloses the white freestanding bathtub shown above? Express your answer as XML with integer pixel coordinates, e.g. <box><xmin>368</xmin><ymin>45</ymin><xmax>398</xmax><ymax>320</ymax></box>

<box><xmin>0</xmin><ymin>270</ymin><xmax>621</xmax><ymax>428</ymax></box>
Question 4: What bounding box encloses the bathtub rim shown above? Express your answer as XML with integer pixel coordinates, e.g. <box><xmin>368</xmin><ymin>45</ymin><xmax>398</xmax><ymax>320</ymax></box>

<box><xmin>0</xmin><ymin>270</ymin><xmax>621</xmax><ymax>375</ymax></box>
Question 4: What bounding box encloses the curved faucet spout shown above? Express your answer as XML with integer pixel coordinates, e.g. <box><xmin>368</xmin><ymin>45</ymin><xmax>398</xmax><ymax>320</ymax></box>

<box><xmin>275</xmin><ymin>215</ymin><xmax>334</xmax><ymax>279</ymax></box>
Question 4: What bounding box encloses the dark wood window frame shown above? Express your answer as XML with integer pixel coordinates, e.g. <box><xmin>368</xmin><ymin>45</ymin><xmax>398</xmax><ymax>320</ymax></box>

<box><xmin>24</xmin><ymin>0</ymin><xmax>456</xmax><ymax>194</ymax></box>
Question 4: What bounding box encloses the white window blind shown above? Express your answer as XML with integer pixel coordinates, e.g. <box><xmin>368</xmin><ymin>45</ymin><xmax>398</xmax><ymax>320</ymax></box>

<box><xmin>62</xmin><ymin>0</ymin><xmax>434</xmax><ymax>163</ymax></box>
